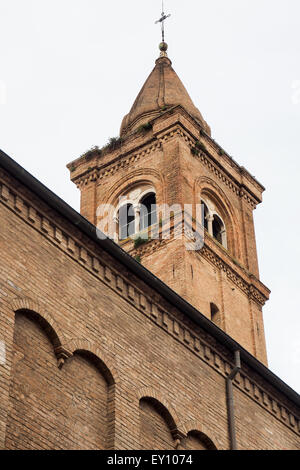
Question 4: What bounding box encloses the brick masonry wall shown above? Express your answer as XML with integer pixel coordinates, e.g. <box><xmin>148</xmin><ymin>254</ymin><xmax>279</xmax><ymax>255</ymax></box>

<box><xmin>71</xmin><ymin>109</ymin><xmax>270</xmax><ymax>364</ymax></box>
<box><xmin>139</xmin><ymin>399</ymin><xmax>175</xmax><ymax>450</ymax></box>
<box><xmin>5</xmin><ymin>313</ymin><xmax>110</xmax><ymax>450</ymax></box>
<box><xmin>234</xmin><ymin>387</ymin><xmax>299</xmax><ymax>450</ymax></box>
<box><xmin>0</xmin><ymin>169</ymin><xmax>299</xmax><ymax>450</ymax></box>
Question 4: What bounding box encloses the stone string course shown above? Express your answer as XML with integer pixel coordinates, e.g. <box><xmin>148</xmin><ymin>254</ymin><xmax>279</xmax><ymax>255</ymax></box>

<box><xmin>132</xmin><ymin>230</ymin><xmax>268</xmax><ymax>307</ymax></box>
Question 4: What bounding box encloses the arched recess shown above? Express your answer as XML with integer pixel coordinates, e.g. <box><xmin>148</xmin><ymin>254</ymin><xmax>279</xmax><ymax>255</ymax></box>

<box><xmin>181</xmin><ymin>420</ymin><xmax>219</xmax><ymax>450</ymax></box>
<box><xmin>139</xmin><ymin>397</ymin><xmax>180</xmax><ymax>450</ymax></box>
<box><xmin>114</xmin><ymin>190</ymin><xmax>158</xmax><ymax>240</ymax></box>
<box><xmin>210</xmin><ymin>302</ymin><xmax>221</xmax><ymax>328</ymax></box>
<box><xmin>97</xmin><ymin>169</ymin><xmax>164</xmax><ymax>242</ymax></box>
<box><xmin>194</xmin><ymin>176</ymin><xmax>241</xmax><ymax>258</ymax></box>
<box><xmin>64</xmin><ymin>338</ymin><xmax>119</xmax><ymax>386</ymax></box>
<box><xmin>9</xmin><ymin>298</ymin><xmax>65</xmax><ymax>349</ymax></box>
<box><xmin>5</xmin><ymin>310</ymin><xmax>115</xmax><ymax>450</ymax></box>
<box><xmin>101</xmin><ymin>168</ymin><xmax>166</xmax><ymax>210</ymax></box>
<box><xmin>62</xmin><ymin>349</ymin><xmax>116</xmax><ymax>450</ymax></box>
<box><xmin>140</xmin><ymin>192</ymin><xmax>157</xmax><ymax>230</ymax></box>
<box><xmin>181</xmin><ymin>430</ymin><xmax>217</xmax><ymax>450</ymax></box>
<box><xmin>59</xmin><ymin>338</ymin><xmax>118</xmax><ymax>450</ymax></box>
<box><xmin>136</xmin><ymin>387</ymin><xmax>184</xmax><ymax>433</ymax></box>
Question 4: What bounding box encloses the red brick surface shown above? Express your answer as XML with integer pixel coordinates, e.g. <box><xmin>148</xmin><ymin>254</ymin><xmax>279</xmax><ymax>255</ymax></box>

<box><xmin>70</xmin><ymin>107</ymin><xmax>269</xmax><ymax>364</ymax></box>
<box><xmin>0</xmin><ymin>166</ymin><xmax>299</xmax><ymax>450</ymax></box>
<box><xmin>5</xmin><ymin>313</ymin><xmax>110</xmax><ymax>450</ymax></box>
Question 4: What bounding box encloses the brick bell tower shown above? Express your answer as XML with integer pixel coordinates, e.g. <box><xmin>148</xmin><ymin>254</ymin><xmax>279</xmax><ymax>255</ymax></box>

<box><xmin>67</xmin><ymin>41</ymin><xmax>270</xmax><ymax>365</ymax></box>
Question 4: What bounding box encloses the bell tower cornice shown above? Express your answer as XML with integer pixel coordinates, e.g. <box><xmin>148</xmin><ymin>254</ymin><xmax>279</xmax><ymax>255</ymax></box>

<box><xmin>68</xmin><ymin>106</ymin><xmax>264</xmax><ymax>210</ymax></box>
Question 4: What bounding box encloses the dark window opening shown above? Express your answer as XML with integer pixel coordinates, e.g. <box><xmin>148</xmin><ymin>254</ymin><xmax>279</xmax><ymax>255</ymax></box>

<box><xmin>210</xmin><ymin>303</ymin><xmax>221</xmax><ymax>327</ymax></box>
<box><xmin>212</xmin><ymin>214</ymin><xmax>223</xmax><ymax>244</ymax></box>
<box><xmin>119</xmin><ymin>204</ymin><xmax>135</xmax><ymax>240</ymax></box>
<box><xmin>201</xmin><ymin>201</ymin><xmax>209</xmax><ymax>231</ymax></box>
<box><xmin>140</xmin><ymin>193</ymin><xmax>157</xmax><ymax>230</ymax></box>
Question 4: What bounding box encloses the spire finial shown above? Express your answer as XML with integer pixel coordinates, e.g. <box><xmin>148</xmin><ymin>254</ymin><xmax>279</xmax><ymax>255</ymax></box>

<box><xmin>155</xmin><ymin>1</ymin><xmax>171</xmax><ymax>57</ymax></box>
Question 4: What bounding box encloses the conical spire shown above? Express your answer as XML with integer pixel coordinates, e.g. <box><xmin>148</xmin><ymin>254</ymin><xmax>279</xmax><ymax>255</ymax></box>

<box><xmin>120</xmin><ymin>43</ymin><xmax>211</xmax><ymax>137</ymax></box>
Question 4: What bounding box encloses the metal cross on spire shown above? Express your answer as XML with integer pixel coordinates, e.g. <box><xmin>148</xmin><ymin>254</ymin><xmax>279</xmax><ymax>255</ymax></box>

<box><xmin>155</xmin><ymin>1</ymin><xmax>171</xmax><ymax>43</ymax></box>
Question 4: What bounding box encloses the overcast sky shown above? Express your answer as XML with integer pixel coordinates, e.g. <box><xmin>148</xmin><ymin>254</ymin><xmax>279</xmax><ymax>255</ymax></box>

<box><xmin>0</xmin><ymin>0</ymin><xmax>299</xmax><ymax>394</ymax></box>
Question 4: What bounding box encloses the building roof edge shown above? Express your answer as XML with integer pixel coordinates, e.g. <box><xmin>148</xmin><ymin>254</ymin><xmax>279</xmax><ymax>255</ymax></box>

<box><xmin>0</xmin><ymin>148</ymin><xmax>299</xmax><ymax>408</ymax></box>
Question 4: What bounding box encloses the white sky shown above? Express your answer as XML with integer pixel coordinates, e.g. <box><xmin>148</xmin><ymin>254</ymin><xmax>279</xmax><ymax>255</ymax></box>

<box><xmin>0</xmin><ymin>0</ymin><xmax>299</xmax><ymax>394</ymax></box>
